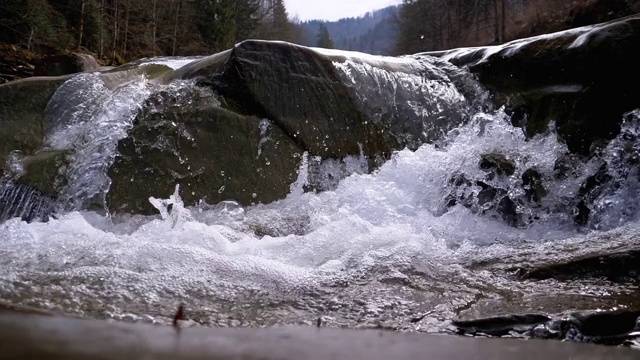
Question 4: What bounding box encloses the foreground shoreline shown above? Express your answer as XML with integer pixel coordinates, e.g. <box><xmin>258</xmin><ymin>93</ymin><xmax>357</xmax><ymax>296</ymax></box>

<box><xmin>0</xmin><ymin>309</ymin><xmax>637</xmax><ymax>360</ymax></box>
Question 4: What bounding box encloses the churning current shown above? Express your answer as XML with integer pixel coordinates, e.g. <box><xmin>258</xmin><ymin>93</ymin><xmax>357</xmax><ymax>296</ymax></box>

<box><xmin>2</xmin><ymin>101</ymin><xmax>640</xmax><ymax>329</ymax></box>
<box><xmin>0</xmin><ymin>105</ymin><xmax>640</xmax><ymax>331</ymax></box>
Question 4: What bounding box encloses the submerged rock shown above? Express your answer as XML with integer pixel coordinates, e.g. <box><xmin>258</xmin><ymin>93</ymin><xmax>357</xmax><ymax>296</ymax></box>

<box><xmin>444</xmin><ymin>153</ymin><xmax>547</xmax><ymax>227</ymax></box>
<box><xmin>454</xmin><ymin>309</ymin><xmax>640</xmax><ymax>347</ymax></box>
<box><xmin>479</xmin><ymin>153</ymin><xmax>516</xmax><ymax>178</ymax></box>
<box><xmin>521</xmin><ymin>168</ymin><xmax>547</xmax><ymax>204</ymax></box>
<box><xmin>0</xmin><ymin>177</ymin><xmax>56</xmax><ymax>223</ymax></box>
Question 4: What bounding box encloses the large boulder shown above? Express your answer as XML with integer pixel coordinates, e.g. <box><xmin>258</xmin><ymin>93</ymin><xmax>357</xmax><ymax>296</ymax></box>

<box><xmin>172</xmin><ymin>42</ymin><xmax>392</xmax><ymax>159</ymax></box>
<box><xmin>105</xmin><ymin>40</ymin><xmax>486</xmax><ymax>214</ymax></box>
<box><xmin>429</xmin><ymin>15</ymin><xmax>640</xmax><ymax>155</ymax></box>
<box><xmin>172</xmin><ymin>41</ymin><xmax>487</xmax><ymax>155</ymax></box>
<box><xmin>0</xmin><ymin>63</ymin><xmax>177</xmax><ymax>217</ymax></box>
<box><xmin>106</xmin><ymin>87</ymin><xmax>303</xmax><ymax>214</ymax></box>
<box><xmin>34</xmin><ymin>53</ymin><xmax>100</xmax><ymax>77</ymax></box>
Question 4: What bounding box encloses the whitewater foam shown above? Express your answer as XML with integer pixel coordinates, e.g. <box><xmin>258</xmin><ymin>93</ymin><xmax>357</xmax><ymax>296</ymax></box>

<box><xmin>2</xmin><ymin>103</ymin><xmax>639</xmax><ymax>326</ymax></box>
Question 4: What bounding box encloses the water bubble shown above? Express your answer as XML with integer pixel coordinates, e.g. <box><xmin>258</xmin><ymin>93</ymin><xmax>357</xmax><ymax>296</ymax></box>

<box><xmin>218</xmin><ymin>186</ymin><xmax>225</xmax><ymax>193</ymax></box>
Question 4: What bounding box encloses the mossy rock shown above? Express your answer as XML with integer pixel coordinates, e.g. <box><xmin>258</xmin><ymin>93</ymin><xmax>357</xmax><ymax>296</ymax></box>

<box><xmin>107</xmin><ymin>102</ymin><xmax>303</xmax><ymax>215</ymax></box>
<box><xmin>17</xmin><ymin>151</ymin><xmax>68</xmax><ymax>196</ymax></box>
<box><xmin>0</xmin><ymin>76</ymin><xmax>69</xmax><ymax>169</ymax></box>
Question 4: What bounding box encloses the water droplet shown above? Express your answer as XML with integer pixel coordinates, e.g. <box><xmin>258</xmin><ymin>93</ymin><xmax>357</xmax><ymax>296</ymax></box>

<box><xmin>220</xmin><ymin>171</ymin><xmax>225</xmax><ymax>177</ymax></box>
<box><xmin>252</xmin><ymin>193</ymin><xmax>257</xmax><ymax>198</ymax></box>
<box><xmin>266</xmin><ymin>161</ymin><xmax>271</xmax><ymax>166</ymax></box>
<box><xmin>218</xmin><ymin>186</ymin><xmax>225</xmax><ymax>193</ymax></box>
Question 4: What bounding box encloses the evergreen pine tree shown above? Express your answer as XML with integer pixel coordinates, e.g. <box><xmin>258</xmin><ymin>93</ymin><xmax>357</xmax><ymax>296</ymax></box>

<box><xmin>316</xmin><ymin>24</ymin><xmax>334</xmax><ymax>49</ymax></box>
<box><xmin>193</xmin><ymin>0</ymin><xmax>236</xmax><ymax>52</ymax></box>
<box><xmin>234</xmin><ymin>0</ymin><xmax>263</xmax><ymax>41</ymax></box>
<box><xmin>0</xmin><ymin>0</ymin><xmax>59</xmax><ymax>49</ymax></box>
<box><xmin>271</xmin><ymin>0</ymin><xmax>291</xmax><ymax>40</ymax></box>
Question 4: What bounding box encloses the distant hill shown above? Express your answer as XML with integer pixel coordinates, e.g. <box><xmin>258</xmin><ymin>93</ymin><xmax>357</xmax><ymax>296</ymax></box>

<box><xmin>299</xmin><ymin>6</ymin><xmax>400</xmax><ymax>55</ymax></box>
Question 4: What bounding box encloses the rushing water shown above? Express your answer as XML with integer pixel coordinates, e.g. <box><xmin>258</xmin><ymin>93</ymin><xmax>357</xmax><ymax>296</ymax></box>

<box><xmin>1</xmin><ymin>53</ymin><xmax>639</xmax><ymax>332</ymax></box>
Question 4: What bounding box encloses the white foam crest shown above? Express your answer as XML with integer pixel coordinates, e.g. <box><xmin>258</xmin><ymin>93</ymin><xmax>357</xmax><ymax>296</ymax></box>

<box><xmin>133</xmin><ymin>56</ymin><xmax>204</xmax><ymax>70</ymax></box>
<box><xmin>588</xmin><ymin>110</ymin><xmax>640</xmax><ymax>230</ymax></box>
<box><xmin>242</xmin><ymin>109</ymin><xmax>578</xmax><ymax>247</ymax></box>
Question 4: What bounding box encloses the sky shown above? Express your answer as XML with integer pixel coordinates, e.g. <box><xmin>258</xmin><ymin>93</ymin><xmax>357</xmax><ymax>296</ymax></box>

<box><xmin>284</xmin><ymin>0</ymin><xmax>403</xmax><ymax>21</ymax></box>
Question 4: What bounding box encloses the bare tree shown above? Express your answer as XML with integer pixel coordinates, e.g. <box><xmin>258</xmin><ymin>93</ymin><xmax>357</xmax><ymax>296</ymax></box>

<box><xmin>172</xmin><ymin>0</ymin><xmax>181</xmax><ymax>55</ymax></box>
<box><xmin>77</xmin><ymin>0</ymin><xmax>86</xmax><ymax>50</ymax></box>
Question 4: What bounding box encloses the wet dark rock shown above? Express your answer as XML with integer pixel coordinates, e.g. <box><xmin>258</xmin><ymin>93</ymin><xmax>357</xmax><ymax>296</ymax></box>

<box><xmin>0</xmin><ymin>76</ymin><xmax>70</xmax><ymax>170</ymax></box>
<box><xmin>479</xmin><ymin>153</ymin><xmax>516</xmax><ymax>178</ymax></box>
<box><xmin>519</xmin><ymin>247</ymin><xmax>640</xmax><ymax>282</ymax></box>
<box><xmin>432</xmin><ymin>15</ymin><xmax>640</xmax><ymax>155</ymax></box>
<box><xmin>521</xmin><ymin>168</ymin><xmax>547</xmax><ymax>203</ymax></box>
<box><xmin>453</xmin><ymin>314</ymin><xmax>551</xmax><ymax>337</ymax></box>
<box><xmin>553</xmin><ymin>153</ymin><xmax>582</xmax><ymax>180</ymax></box>
<box><xmin>17</xmin><ymin>151</ymin><xmax>68</xmax><ymax>197</ymax></box>
<box><xmin>453</xmin><ymin>310</ymin><xmax>640</xmax><ymax>347</ymax></box>
<box><xmin>34</xmin><ymin>53</ymin><xmax>100</xmax><ymax>77</ymax></box>
<box><xmin>0</xmin><ymin>177</ymin><xmax>56</xmax><ymax>223</ymax></box>
<box><xmin>175</xmin><ymin>40</ymin><xmax>488</xmax><ymax>155</ymax></box>
<box><xmin>444</xmin><ymin>174</ymin><xmax>521</xmax><ymax>226</ymax></box>
<box><xmin>444</xmin><ymin>155</ymin><xmax>546</xmax><ymax>227</ymax></box>
<box><xmin>573</xmin><ymin>310</ymin><xmax>640</xmax><ymax>340</ymax></box>
<box><xmin>184</xmin><ymin>41</ymin><xmax>394</xmax><ymax>159</ymax></box>
<box><xmin>107</xmin><ymin>93</ymin><xmax>303</xmax><ymax>214</ymax></box>
<box><xmin>573</xmin><ymin>164</ymin><xmax>613</xmax><ymax>226</ymax></box>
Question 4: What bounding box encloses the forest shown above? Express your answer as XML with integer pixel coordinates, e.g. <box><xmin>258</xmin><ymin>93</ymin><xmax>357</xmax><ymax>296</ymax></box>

<box><xmin>0</xmin><ymin>0</ymin><xmax>639</xmax><ymax>63</ymax></box>
<box><xmin>300</xmin><ymin>6</ymin><xmax>399</xmax><ymax>55</ymax></box>
<box><xmin>0</xmin><ymin>0</ymin><xmax>303</xmax><ymax>62</ymax></box>
<box><xmin>395</xmin><ymin>0</ymin><xmax>640</xmax><ymax>54</ymax></box>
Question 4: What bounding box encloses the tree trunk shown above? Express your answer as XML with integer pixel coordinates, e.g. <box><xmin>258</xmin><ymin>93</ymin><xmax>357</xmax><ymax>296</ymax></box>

<box><xmin>494</xmin><ymin>0</ymin><xmax>506</xmax><ymax>43</ymax></box>
<box><xmin>77</xmin><ymin>0</ymin><xmax>86</xmax><ymax>51</ymax></box>
<box><xmin>122</xmin><ymin>0</ymin><xmax>129</xmax><ymax>57</ymax></box>
<box><xmin>99</xmin><ymin>0</ymin><xmax>104</xmax><ymax>58</ymax></box>
<box><xmin>152</xmin><ymin>0</ymin><xmax>157</xmax><ymax>56</ymax></box>
<box><xmin>112</xmin><ymin>0</ymin><xmax>118</xmax><ymax>59</ymax></box>
<box><xmin>172</xmin><ymin>0</ymin><xmax>181</xmax><ymax>56</ymax></box>
<box><xmin>501</xmin><ymin>0</ymin><xmax>506</xmax><ymax>42</ymax></box>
